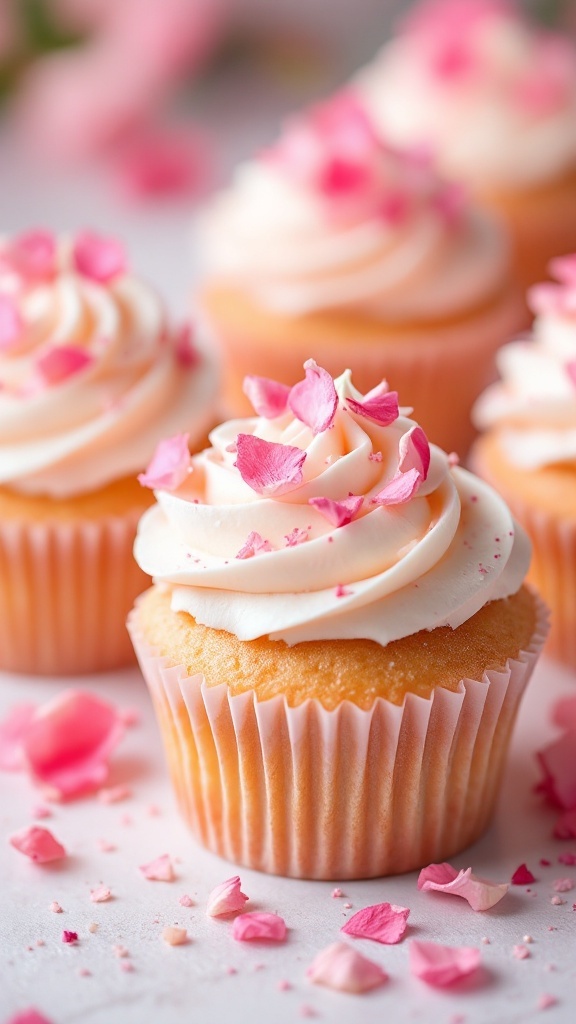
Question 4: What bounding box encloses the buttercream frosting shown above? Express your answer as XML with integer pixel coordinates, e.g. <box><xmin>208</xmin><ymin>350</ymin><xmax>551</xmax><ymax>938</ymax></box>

<box><xmin>134</xmin><ymin>362</ymin><xmax>529</xmax><ymax>646</ymax></box>
<box><xmin>356</xmin><ymin>0</ymin><xmax>576</xmax><ymax>190</ymax></box>
<box><xmin>0</xmin><ymin>230</ymin><xmax>218</xmax><ymax>498</ymax></box>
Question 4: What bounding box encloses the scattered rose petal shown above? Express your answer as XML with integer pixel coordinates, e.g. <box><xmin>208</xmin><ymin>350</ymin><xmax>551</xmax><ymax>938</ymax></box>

<box><xmin>553</xmin><ymin>878</ymin><xmax>574</xmax><ymax>892</ymax></box>
<box><xmin>207</xmin><ymin>876</ymin><xmax>249</xmax><ymax>917</ymax></box>
<box><xmin>179</xmin><ymin>894</ymin><xmax>194</xmax><ymax>908</ymax></box>
<box><xmin>284</xmin><ymin>527</ymin><xmax>309</xmax><ymax>546</ymax></box>
<box><xmin>288</xmin><ymin>360</ymin><xmax>338</xmax><ymax>435</ymax></box>
<box><xmin>309</xmin><ymin>495</ymin><xmax>363</xmax><ymax>527</ymax></box>
<box><xmin>90</xmin><ymin>886</ymin><xmax>112</xmax><ymax>903</ymax></box>
<box><xmin>62</xmin><ymin>931</ymin><xmax>78</xmax><ymax>944</ymax></box>
<box><xmin>97</xmin><ymin>784</ymin><xmax>132</xmax><ymax>805</ymax></box>
<box><xmin>162</xmin><ymin>926</ymin><xmax>187</xmax><ymax>946</ymax></box>
<box><xmin>2</xmin><ymin>230</ymin><xmax>57</xmax><ymax>281</ymax></box>
<box><xmin>537</xmin><ymin>732</ymin><xmax>576</xmax><ymax>809</ymax></box>
<box><xmin>0</xmin><ymin>703</ymin><xmax>36</xmax><ymax>771</ymax></box>
<box><xmin>139</xmin><ymin>854</ymin><xmax>174</xmax><ymax>882</ymax></box>
<box><xmin>417</xmin><ymin>862</ymin><xmax>508</xmax><ymax>911</ymax></box>
<box><xmin>341</xmin><ymin>902</ymin><xmax>410</xmax><ymax>944</ymax></box>
<box><xmin>398</xmin><ymin>425</ymin><xmax>431</xmax><ymax>481</ymax></box>
<box><xmin>243</xmin><ymin>375</ymin><xmax>290</xmax><ymax>418</ymax></box>
<box><xmin>36</xmin><ymin>345</ymin><xmax>93</xmax><ymax>386</ymax></box>
<box><xmin>307</xmin><ymin>942</ymin><xmax>388</xmax><ymax>994</ymax></box>
<box><xmin>235</xmin><ymin>434</ymin><xmax>306</xmax><ymax>496</ymax></box>
<box><xmin>513</xmin><ymin>944</ymin><xmax>530</xmax><ymax>959</ymax></box>
<box><xmin>50</xmin><ymin>902</ymin><xmax>63</xmax><ymax>913</ymax></box>
<box><xmin>236</xmin><ymin>532</ymin><xmax>273</xmax><ymax>559</ymax></box>
<box><xmin>72</xmin><ymin>231</ymin><xmax>126</xmax><ymax>283</ymax></box>
<box><xmin>231</xmin><ymin>912</ymin><xmax>286</xmax><ymax>942</ymax></box>
<box><xmin>10</xmin><ymin>826</ymin><xmax>66</xmax><ymax>864</ymax></box>
<box><xmin>409</xmin><ymin>940</ymin><xmax>481</xmax><ymax>987</ymax></box>
<box><xmin>511</xmin><ymin>864</ymin><xmax>537</xmax><ymax>885</ymax></box>
<box><xmin>346</xmin><ymin>389</ymin><xmax>399</xmax><ymax>426</ymax></box>
<box><xmin>372</xmin><ymin>467</ymin><xmax>422</xmax><ymax>506</ymax></box>
<box><xmin>5</xmin><ymin>1010</ymin><xmax>54</xmax><ymax>1024</ymax></box>
<box><xmin>138</xmin><ymin>433</ymin><xmax>191</xmax><ymax>491</ymax></box>
<box><xmin>0</xmin><ymin>294</ymin><xmax>23</xmax><ymax>352</ymax></box>
<box><xmin>537</xmin><ymin>993</ymin><xmax>558</xmax><ymax>1011</ymax></box>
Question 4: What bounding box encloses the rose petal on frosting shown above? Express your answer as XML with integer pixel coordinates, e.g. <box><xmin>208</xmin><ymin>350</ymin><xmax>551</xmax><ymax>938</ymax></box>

<box><xmin>511</xmin><ymin>864</ymin><xmax>537</xmax><ymax>885</ymax></box>
<box><xmin>346</xmin><ymin>390</ymin><xmax>399</xmax><ymax>426</ymax></box>
<box><xmin>36</xmin><ymin>345</ymin><xmax>93</xmax><ymax>386</ymax></box>
<box><xmin>235</xmin><ymin>434</ymin><xmax>306</xmax><ymax>496</ymax></box>
<box><xmin>398</xmin><ymin>425</ymin><xmax>431</xmax><ymax>481</ymax></box>
<box><xmin>371</xmin><ymin>467</ymin><xmax>422</xmax><ymax>506</ymax></box>
<box><xmin>231</xmin><ymin>912</ymin><xmax>286</xmax><ymax>942</ymax></box>
<box><xmin>537</xmin><ymin>732</ymin><xmax>576</xmax><ymax>809</ymax></box>
<box><xmin>2</xmin><ymin>229</ymin><xmax>57</xmax><ymax>280</ymax></box>
<box><xmin>307</xmin><ymin>942</ymin><xmax>388</xmax><ymax>994</ymax></box>
<box><xmin>308</xmin><ymin>495</ymin><xmax>364</xmax><ymax>527</ymax></box>
<box><xmin>0</xmin><ymin>294</ymin><xmax>24</xmax><ymax>352</ymax></box>
<box><xmin>341</xmin><ymin>902</ymin><xmax>410</xmax><ymax>944</ymax></box>
<box><xmin>409</xmin><ymin>940</ymin><xmax>481</xmax><ymax>987</ymax></box>
<box><xmin>417</xmin><ymin>863</ymin><xmax>509</xmax><ymax>911</ymax></box>
<box><xmin>21</xmin><ymin>690</ymin><xmax>124</xmax><ymax>801</ymax></box>
<box><xmin>139</xmin><ymin>854</ymin><xmax>175</xmax><ymax>882</ymax></box>
<box><xmin>235</xmin><ymin>531</ymin><xmax>273</xmax><ymax>559</ymax></box>
<box><xmin>138</xmin><ymin>434</ymin><xmax>191</xmax><ymax>491</ymax></box>
<box><xmin>5</xmin><ymin>1011</ymin><xmax>54</xmax><ymax>1024</ymax></box>
<box><xmin>0</xmin><ymin>703</ymin><xmax>37</xmax><ymax>771</ymax></box>
<box><xmin>288</xmin><ymin>359</ymin><xmax>338</xmax><ymax>435</ymax></box>
<box><xmin>243</xmin><ymin>375</ymin><xmax>291</xmax><ymax>418</ymax></box>
<box><xmin>206</xmin><ymin>875</ymin><xmax>249</xmax><ymax>917</ymax></box>
<box><xmin>9</xmin><ymin>825</ymin><xmax>66</xmax><ymax>863</ymax></box>
<box><xmin>72</xmin><ymin>231</ymin><xmax>126</xmax><ymax>283</ymax></box>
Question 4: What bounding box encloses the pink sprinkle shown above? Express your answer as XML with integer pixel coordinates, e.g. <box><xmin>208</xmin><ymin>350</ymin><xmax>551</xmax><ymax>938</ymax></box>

<box><xmin>179</xmin><ymin>894</ymin><xmax>194</xmax><ymax>907</ymax></box>
<box><xmin>97</xmin><ymin>839</ymin><xmax>116</xmax><ymax>853</ymax></box>
<box><xmin>50</xmin><ymin>902</ymin><xmax>63</xmax><ymax>914</ymax></box>
<box><xmin>0</xmin><ymin>703</ymin><xmax>37</xmax><ymax>771</ymax></box>
<box><xmin>97</xmin><ymin>785</ymin><xmax>132</xmax><ymax>805</ymax></box>
<box><xmin>78</xmin><ymin>968</ymin><xmax>91</xmax><ymax>977</ymax></box>
<box><xmin>550</xmin><ymin>896</ymin><xmax>564</xmax><ymax>905</ymax></box>
<box><xmin>10</xmin><ymin>826</ymin><xmax>66</xmax><ymax>864</ymax></box>
<box><xmin>138</xmin><ymin>433</ymin><xmax>191</xmax><ymax>491</ymax></box>
<box><xmin>62</xmin><ymin>931</ymin><xmax>78</xmax><ymax>944</ymax></box>
<box><xmin>335</xmin><ymin>584</ymin><xmax>353</xmax><ymax>598</ymax></box>
<box><xmin>284</xmin><ymin>527</ymin><xmax>309</xmax><ymax>547</ymax></box>
<box><xmin>511</xmin><ymin>864</ymin><xmax>537</xmax><ymax>885</ymax></box>
<box><xmin>162</xmin><ymin>926</ymin><xmax>187</xmax><ymax>946</ymax></box>
<box><xmin>226</xmin><ymin>966</ymin><xmax>238</xmax><ymax>975</ymax></box>
<box><xmin>36</xmin><ymin>345</ymin><xmax>93</xmax><ymax>386</ymax></box>
<box><xmin>243</xmin><ymin>375</ymin><xmax>290</xmax><ymax>418</ymax></box>
<box><xmin>0</xmin><ymin>294</ymin><xmax>23</xmax><ymax>352</ymax></box>
<box><xmin>309</xmin><ymin>494</ymin><xmax>363</xmax><ymax>527</ymax></box>
<box><xmin>368</xmin><ymin>451</ymin><xmax>383</xmax><ymax>462</ymax></box>
<box><xmin>481</xmin><ymin>937</ymin><xmax>490</xmax><ymax>944</ymax></box>
<box><xmin>236</xmin><ymin>532</ymin><xmax>273</xmax><ymax>560</ymax></box>
<box><xmin>343</xmin><ymin>902</ymin><xmax>352</xmax><ymax>909</ymax></box>
<box><xmin>540</xmin><ymin>859</ymin><xmax>552</xmax><ymax>867</ymax></box>
<box><xmin>277</xmin><ymin>979</ymin><xmax>292</xmax><ymax>991</ymax></box>
<box><xmin>341</xmin><ymin>902</ymin><xmax>410</xmax><ymax>944</ymax></box>
<box><xmin>307</xmin><ymin>941</ymin><xmax>388</xmax><ymax>994</ymax></box>
<box><xmin>417</xmin><ymin>862</ymin><xmax>508</xmax><ymax>911</ymax></box>
<box><xmin>116</xmin><ymin>127</ymin><xmax>212</xmax><ymax>200</ymax></box>
<box><xmin>2</xmin><ymin>229</ymin><xmax>56</xmax><ymax>281</ymax></box>
<box><xmin>120</xmin><ymin>961</ymin><xmax>134</xmax><ymax>973</ymax></box>
<box><xmin>346</xmin><ymin>385</ymin><xmax>399</xmax><ymax>427</ymax></box>
<box><xmin>89</xmin><ymin>886</ymin><xmax>111</xmax><ymax>903</ymax></box>
<box><xmin>537</xmin><ymin>993</ymin><xmax>558</xmax><ymax>1011</ymax></box>
<box><xmin>523</xmin><ymin>935</ymin><xmax>534</xmax><ymax>943</ymax></box>
<box><xmin>113</xmin><ymin>945</ymin><xmax>129</xmax><ymax>958</ymax></box>
<box><xmin>231</xmin><ymin>912</ymin><xmax>286</xmax><ymax>943</ymax></box>
<box><xmin>235</xmin><ymin>434</ymin><xmax>306</xmax><ymax>496</ymax></box>
<box><xmin>513</xmin><ymin>944</ymin><xmax>530</xmax><ymax>959</ymax></box>
<box><xmin>207</xmin><ymin>876</ymin><xmax>248</xmax><ymax>918</ymax></box>
<box><xmin>139</xmin><ymin>854</ymin><xmax>175</xmax><ymax>882</ymax></box>
<box><xmin>409</xmin><ymin>940</ymin><xmax>480</xmax><ymax>987</ymax></box>
<box><xmin>72</xmin><ymin>231</ymin><xmax>126</xmax><ymax>283</ymax></box>
<box><xmin>147</xmin><ymin>804</ymin><xmax>161</xmax><ymax>817</ymax></box>
<box><xmin>299</xmin><ymin>1007</ymin><xmax>317</xmax><ymax>1019</ymax></box>
<box><xmin>288</xmin><ymin>359</ymin><xmax>338</xmax><ymax>435</ymax></box>
<box><xmin>331</xmin><ymin>888</ymin><xmax>343</xmax><ymax>898</ymax></box>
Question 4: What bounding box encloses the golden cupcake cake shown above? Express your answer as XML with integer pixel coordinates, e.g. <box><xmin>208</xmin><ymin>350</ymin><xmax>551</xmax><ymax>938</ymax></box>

<box><xmin>129</xmin><ymin>361</ymin><xmax>547</xmax><ymax>879</ymax></box>
<box><xmin>0</xmin><ymin>229</ymin><xmax>218</xmax><ymax>675</ymax></box>
<box><xmin>197</xmin><ymin>92</ymin><xmax>525</xmax><ymax>456</ymax></box>
<box><xmin>356</xmin><ymin>0</ymin><xmax>576</xmax><ymax>290</ymax></box>
<box><xmin>473</xmin><ymin>255</ymin><xmax>576</xmax><ymax>669</ymax></box>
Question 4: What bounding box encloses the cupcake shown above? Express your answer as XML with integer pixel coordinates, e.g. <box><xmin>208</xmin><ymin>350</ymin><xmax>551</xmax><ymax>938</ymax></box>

<box><xmin>129</xmin><ymin>360</ymin><xmax>546</xmax><ymax>879</ymax></box>
<box><xmin>356</xmin><ymin>0</ymin><xmax>576</xmax><ymax>291</ymax></box>
<box><xmin>473</xmin><ymin>255</ymin><xmax>576</xmax><ymax>669</ymax></box>
<box><xmin>0</xmin><ymin>229</ymin><xmax>218</xmax><ymax>675</ymax></box>
<box><xmin>197</xmin><ymin>92</ymin><xmax>525</xmax><ymax>456</ymax></box>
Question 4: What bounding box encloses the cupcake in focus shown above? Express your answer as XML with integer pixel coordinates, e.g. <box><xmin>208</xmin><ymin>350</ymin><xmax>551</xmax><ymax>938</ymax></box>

<box><xmin>356</xmin><ymin>0</ymin><xmax>576</xmax><ymax>290</ymax></box>
<box><xmin>0</xmin><ymin>229</ymin><xmax>218</xmax><ymax>675</ymax></box>
<box><xmin>473</xmin><ymin>255</ymin><xmax>576</xmax><ymax>669</ymax></box>
<box><xmin>197</xmin><ymin>92</ymin><xmax>524</xmax><ymax>456</ymax></box>
<box><xmin>129</xmin><ymin>360</ymin><xmax>546</xmax><ymax>879</ymax></box>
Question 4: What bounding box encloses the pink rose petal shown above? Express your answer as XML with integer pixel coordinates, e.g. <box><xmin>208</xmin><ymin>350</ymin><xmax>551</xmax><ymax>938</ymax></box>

<box><xmin>307</xmin><ymin>942</ymin><xmax>388</xmax><ymax>994</ymax></box>
<box><xmin>6</xmin><ymin>1011</ymin><xmax>54</xmax><ymax>1024</ymax></box>
<box><xmin>72</xmin><ymin>231</ymin><xmax>126</xmax><ymax>283</ymax></box>
<box><xmin>207</xmin><ymin>875</ymin><xmax>249</xmax><ymax>917</ymax></box>
<box><xmin>372</xmin><ymin>467</ymin><xmax>422</xmax><ymax>506</ymax></box>
<box><xmin>36</xmin><ymin>345</ymin><xmax>93</xmax><ymax>386</ymax></box>
<box><xmin>0</xmin><ymin>294</ymin><xmax>23</xmax><ymax>352</ymax></box>
<box><xmin>235</xmin><ymin>531</ymin><xmax>273</xmax><ymax>559</ymax></box>
<box><xmin>22</xmin><ymin>690</ymin><xmax>124</xmax><ymax>801</ymax></box>
<box><xmin>10</xmin><ymin>826</ymin><xmax>66</xmax><ymax>864</ymax></box>
<box><xmin>398</xmin><ymin>425</ymin><xmax>431</xmax><ymax>481</ymax></box>
<box><xmin>284</xmin><ymin>527</ymin><xmax>309</xmax><ymax>546</ymax></box>
<box><xmin>0</xmin><ymin>703</ymin><xmax>36</xmax><ymax>771</ymax></box>
<box><xmin>309</xmin><ymin>495</ymin><xmax>363</xmax><ymax>527</ymax></box>
<box><xmin>231</xmin><ymin>912</ymin><xmax>286</xmax><ymax>942</ymax></box>
<box><xmin>511</xmin><ymin>864</ymin><xmax>537</xmax><ymax>885</ymax></box>
<box><xmin>346</xmin><ymin>389</ymin><xmax>399</xmax><ymax>426</ymax></box>
<box><xmin>553</xmin><ymin>809</ymin><xmax>576</xmax><ymax>840</ymax></box>
<box><xmin>139</xmin><ymin>854</ymin><xmax>175</xmax><ymax>882</ymax></box>
<box><xmin>341</xmin><ymin>902</ymin><xmax>410</xmax><ymax>944</ymax></box>
<box><xmin>90</xmin><ymin>886</ymin><xmax>112</xmax><ymax>903</ymax></box>
<box><xmin>243</xmin><ymin>375</ymin><xmax>290</xmax><ymax>419</ymax></box>
<box><xmin>288</xmin><ymin>359</ymin><xmax>338</xmax><ymax>435</ymax></box>
<box><xmin>409</xmin><ymin>940</ymin><xmax>481</xmax><ymax>987</ymax></box>
<box><xmin>162</xmin><ymin>925</ymin><xmax>188</xmax><ymax>945</ymax></box>
<box><xmin>537</xmin><ymin>732</ymin><xmax>576</xmax><ymax>809</ymax></box>
<box><xmin>417</xmin><ymin>862</ymin><xmax>509</xmax><ymax>911</ymax></box>
<box><xmin>235</xmin><ymin>434</ymin><xmax>306</xmax><ymax>496</ymax></box>
<box><xmin>2</xmin><ymin>230</ymin><xmax>57</xmax><ymax>280</ymax></box>
<box><xmin>138</xmin><ymin>433</ymin><xmax>191</xmax><ymax>491</ymax></box>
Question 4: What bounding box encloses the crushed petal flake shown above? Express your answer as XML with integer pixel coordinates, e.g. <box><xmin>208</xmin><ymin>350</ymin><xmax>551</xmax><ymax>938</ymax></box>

<box><xmin>139</xmin><ymin>854</ymin><xmax>175</xmax><ymax>882</ymax></box>
<box><xmin>207</xmin><ymin>876</ymin><xmax>248</xmax><ymax>917</ymax></box>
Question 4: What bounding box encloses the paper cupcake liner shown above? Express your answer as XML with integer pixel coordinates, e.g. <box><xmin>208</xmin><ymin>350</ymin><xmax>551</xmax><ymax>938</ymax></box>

<box><xmin>128</xmin><ymin>592</ymin><xmax>548</xmax><ymax>880</ymax></box>
<box><xmin>0</xmin><ymin>510</ymin><xmax>150</xmax><ymax>676</ymax></box>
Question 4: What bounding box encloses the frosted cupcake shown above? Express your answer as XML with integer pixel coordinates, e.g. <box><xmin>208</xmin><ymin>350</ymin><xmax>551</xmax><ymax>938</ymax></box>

<box><xmin>356</xmin><ymin>0</ymin><xmax>576</xmax><ymax>290</ymax></box>
<box><xmin>0</xmin><ymin>229</ymin><xmax>218</xmax><ymax>675</ymax></box>
<box><xmin>129</xmin><ymin>361</ymin><xmax>546</xmax><ymax>879</ymax></box>
<box><xmin>197</xmin><ymin>92</ymin><xmax>524</xmax><ymax>456</ymax></box>
<box><xmin>473</xmin><ymin>255</ymin><xmax>576</xmax><ymax>669</ymax></box>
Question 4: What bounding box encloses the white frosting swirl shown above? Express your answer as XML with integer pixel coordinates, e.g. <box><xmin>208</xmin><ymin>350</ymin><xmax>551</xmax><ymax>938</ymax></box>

<box><xmin>135</xmin><ymin>369</ymin><xmax>529</xmax><ymax>645</ymax></box>
<box><xmin>0</xmin><ymin>236</ymin><xmax>218</xmax><ymax>499</ymax></box>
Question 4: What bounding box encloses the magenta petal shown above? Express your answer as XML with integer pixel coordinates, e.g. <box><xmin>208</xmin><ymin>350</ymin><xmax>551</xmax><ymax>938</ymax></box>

<box><xmin>243</xmin><ymin>375</ymin><xmax>290</xmax><ymax>418</ymax></box>
<box><xmin>0</xmin><ymin>294</ymin><xmax>23</xmax><ymax>352</ymax></box>
<box><xmin>138</xmin><ymin>434</ymin><xmax>191</xmax><ymax>491</ymax></box>
<box><xmin>235</xmin><ymin>434</ymin><xmax>306</xmax><ymax>496</ymax></box>
<box><xmin>3</xmin><ymin>230</ymin><xmax>57</xmax><ymax>281</ymax></box>
<box><xmin>346</xmin><ymin>390</ymin><xmax>399</xmax><ymax>426</ymax></box>
<box><xmin>341</xmin><ymin>902</ymin><xmax>410</xmax><ymax>944</ymax></box>
<box><xmin>235</xmin><ymin>531</ymin><xmax>273</xmax><ymax>559</ymax></box>
<box><xmin>288</xmin><ymin>359</ymin><xmax>338</xmax><ymax>434</ymax></box>
<box><xmin>207</xmin><ymin>876</ymin><xmax>249</xmax><ymax>917</ymax></box>
<box><xmin>309</xmin><ymin>494</ymin><xmax>363</xmax><ymax>527</ymax></box>
<box><xmin>537</xmin><ymin>732</ymin><xmax>576</xmax><ymax>809</ymax></box>
<box><xmin>36</xmin><ymin>345</ymin><xmax>93</xmax><ymax>386</ymax></box>
<box><xmin>398</xmin><ymin>425</ymin><xmax>431</xmax><ymax>480</ymax></box>
<box><xmin>307</xmin><ymin>942</ymin><xmax>388</xmax><ymax>994</ymax></box>
<box><xmin>231</xmin><ymin>912</ymin><xmax>286</xmax><ymax>942</ymax></box>
<box><xmin>417</xmin><ymin>862</ymin><xmax>508</xmax><ymax>911</ymax></box>
<box><xmin>0</xmin><ymin>703</ymin><xmax>37</xmax><ymax>771</ymax></box>
<box><xmin>9</xmin><ymin>825</ymin><xmax>66</xmax><ymax>864</ymax></box>
<box><xmin>511</xmin><ymin>863</ymin><xmax>537</xmax><ymax>885</ymax></box>
<box><xmin>372</xmin><ymin>468</ymin><xmax>422</xmax><ymax>506</ymax></box>
<box><xmin>72</xmin><ymin>231</ymin><xmax>126</xmax><ymax>283</ymax></box>
<box><xmin>409</xmin><ymin>940</ymin><xmax>481</xmax><ymax>987</ymax></box>
<box><xmin>22</xmin><ymin>690</ymin><xmax>124</xmax><ymax>801</ymax></box>
<box><xmin>5</xmin><ymin>1010</ymin><xmax>55</xmax><ymax>1024</ymax></box>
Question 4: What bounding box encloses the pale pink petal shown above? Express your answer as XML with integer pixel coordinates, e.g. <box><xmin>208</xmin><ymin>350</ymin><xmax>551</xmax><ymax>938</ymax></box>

<box><xmin>235</xmin><ymin>434</ymin><xmax>306</xmax><ymax>496</ymax></box>
<box><xmin>307</xmin><ymin>942</ymin><xmax>388</xmax><ymax>994</ymax></box>
<box><xmin>206</xmin><ymin>875</ymin><xmax>249</xmax><ymax>917</ymax></box>
<box><xmin>511</xmin><ymin>864</ymin><xmax>536</xmax><ymax>885</ymax></box>
<box><xmin>231</xmin><ymin>912</ymin><xmax>286</xmax><ymax>942</ymax></box>
<box><xmin>309</xmin><ymin>495</ymin><xmax>363</xmax><ymax>527</ymax></box>
<box><xmin>72</xmin><ymin>231</ymin><xmax>126</xmax><ymax>283</ymax></box>
<box><xmin>0</xmin><ymin>703</ymin><xmax>36</xmax><ymax>771</ymax></box>
<box><xmin>288</xmin><ymin>359</ymin><xmax>338</xmax><ymax>435</ymax></box>
<box><xmin>341</xmin><ymin>902</ymin><xmax>409</xmax><ymax>944</ymax></box>
<box><xmin>537</xmin><ymin>732</ymin><xmax>576</xmax><ymax>809</ymax></box>
<box><xmin>116</xmin><ymin>127</ymin><xmax>212</xmax><ymax>201</ymax></box>
<box><xmin>418</xmin><ymin>862</ymin><xmax>509</xmax><ymax>911</ymax></box>
<box><xmin>36</xmin><ymin>345</ymin><xmax>93</xmax><ymax>386</ymax></box>
<box><xmin>22</xmin><ymin>690</ymin><xmax>124</xmax><ymax>801</ymax></box>
<box><xmin>162</xmin><ymin>925</ymin><xmax>188</xmax><ymax>945</ymax></box>
<box><xmin>409</xmin><ymin>940</ymin><xmax>481</xmax><ymax>986</ymax></box>
<box><xmin>0</xmin><ymin>294</ymin><xmax>23</xmax><ymax>352</ymax></box>
<box><xmin>9</xmin><ymin>826</ymin><xmax>66</xmax><ymax>863</ymax></box>
<box><xmin>90</xmin><ymin>885</ymin><xmax>112</xmax><ymax>902</ymax></box>
<box><xmin>2</xmin><ymin>230</ymin><xmax>57</xmax><ymax>280</ymax></box>
<box><xmin>372</xmin><ymin>468</ymin><xmax>422</xmax><ymax>506</ymax></box>
<box><xmin>138</xmin><ymin>434</ymin><xmax>191</xmax><ymax>491</ymax></box>
<box><xmin>236</xmin><ymin>531</ymin><xmax>273</xmax><ymax>559</ymax></box>
<box><xmin>139</xmin><ymin>854</ymin><xmax>174</xmax><ymax>882</ymax></box>
<box><xmin>243</xmin><ymin>375</ymin><xmax>291</xmax><ymax>419</ymax></box>
<box><xmin>5</xmin><ymin>1010</ymin><xmax>54</xmax><ymax>1024</ymax></box>
<box><xmin>174</xmin><ymin>323</ymin><xmax>200</xmax><ymax>368</ymax></box>
<box><xmin>398</xmin><ymin>425</ymin><xmax>431</xmax><ymax>481</ymax></box>
<box><xmin>552</xmin><ymin>695</ymin><xmax>576</xmax><ymax>731</ymax></box>
<box><xmin>346</xmin><ymin>390</ymin><xmax>399</xmax><ymax>426</ymax></box>
<box><xmin>553</xmin><ymin>809</ymin><xmax>576</xmax><ymax>840</ymax></box>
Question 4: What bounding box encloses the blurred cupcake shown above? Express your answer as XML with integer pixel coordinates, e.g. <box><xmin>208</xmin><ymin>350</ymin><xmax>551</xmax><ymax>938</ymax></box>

<box><xmin>473</xmin><ymin>255</ymin><xmax>576</xmax><ymax>669</ymax></box>
<box><xmin>0</xmin><ymin>229</ymin><xmax>218</xmax><ymax>675</ymax></box>
<box><xmin>356</xmin><ymin>0</ymin><xmax>576</xmax><ymax>290</ymax></box>
<box><xmin>129</xmin><ymin>360</ymin><xmax>546</xmax><ymax>879</ymax></box>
